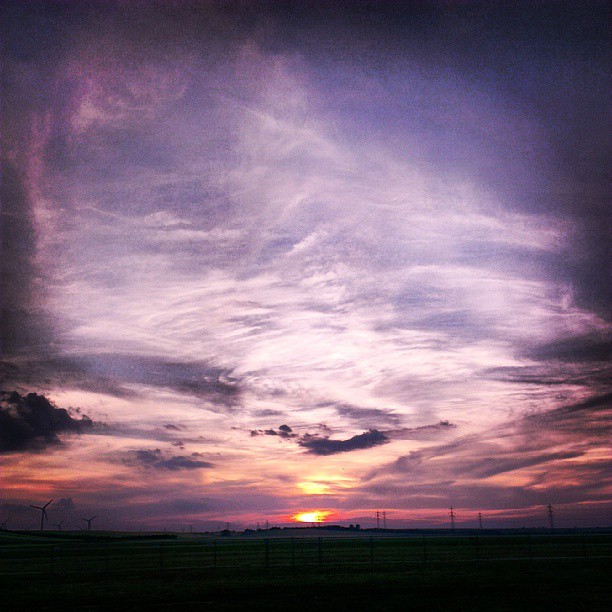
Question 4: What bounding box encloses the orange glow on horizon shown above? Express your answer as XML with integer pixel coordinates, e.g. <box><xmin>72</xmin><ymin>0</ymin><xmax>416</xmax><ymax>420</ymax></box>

<box><xmin>292</xmin><ymin>510</ymin><xmax>332</xmax><ymax>523</ymax></box>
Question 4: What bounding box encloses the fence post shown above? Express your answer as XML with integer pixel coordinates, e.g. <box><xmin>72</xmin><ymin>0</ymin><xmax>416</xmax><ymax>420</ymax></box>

<box><xmin>213</xmin><ymin>539</ymin><xmax>217</xmax><ymax>567</ymax></box>
<box><xmin>318</xmin><ymin>537</ymin><xmax>323</xmax><ymax>567</ymax></box>
<box><xmin>49</xmin><ymin>545</ymin><xmax>55</xmax><ymax>574</ymax></box>
<box><xmin>422</xmin><ymin>535</ymin><xmax>427</xmax><ymax>564</ymax></box>
<box><xmin>105</xmin><ymin>542</ymin><xmax>109</xmax><ymax>573</ymax></box>
<box><xmin>159</xmin><ymin>541</ymin><xmax>164</xmax><ymax>570</ymax></box>
<box><xmin>291</xmin><ymin>537</ymin><xmax>295</xmax><ymax>567</ymax></box>
<box><xmin>369</xmin><ymin>536</ymin><xmax>375</xmax><ymax>565</ymax></box>
<box><xmin>264</xmin><ymin>538</ymin><xmax>270</xmax><ymax>568</ymax></box>
<box><xmin>474</xmin><ymin>534</ymin><xmax>480</xmax><ymax>561</ymax></box>
<box><xmin>582</xmin><ymin>532</ymin><xmax>587</xmax><ymax>559</ymax></box>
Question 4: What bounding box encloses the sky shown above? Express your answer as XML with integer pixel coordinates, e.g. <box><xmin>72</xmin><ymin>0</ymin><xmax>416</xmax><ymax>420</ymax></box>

<box><xmin>1</xmin><ymin>0</ymin><xmax>610</xmax><ymax>531</ymax></box>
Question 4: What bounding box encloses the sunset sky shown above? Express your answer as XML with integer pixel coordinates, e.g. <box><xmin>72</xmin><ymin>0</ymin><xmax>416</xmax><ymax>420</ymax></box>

<box><xmin>1</xmin><ymin>1</ymin><xmax>610</xmax><ymax>531</ymax></box>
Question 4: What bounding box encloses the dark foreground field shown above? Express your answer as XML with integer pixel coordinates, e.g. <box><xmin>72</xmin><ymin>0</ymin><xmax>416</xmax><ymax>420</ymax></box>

<box><xmin>1</xmin><ymin>531</ymin><xmax>610</xmax><ymax>610</ymax></box>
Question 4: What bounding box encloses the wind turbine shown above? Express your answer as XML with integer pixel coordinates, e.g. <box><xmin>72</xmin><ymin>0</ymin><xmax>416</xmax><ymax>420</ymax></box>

<box><xmin>55</xmin><ymin>518</ymin><xmax>65</xmax><ymax>531</ymax></box>
<box><xmin>0</xmin><ymin>518</ymin><xmax>8</xmax><ymax>531</ymax></box>
<box><xmin>82</xmin><ymin>516</ymin><xmax>97</xmax><ymax>531</ymax></box>
<box><xmin>31</xmin><ymin>499</ymin><xmax>53</xmax><ymax>531</ymax></box>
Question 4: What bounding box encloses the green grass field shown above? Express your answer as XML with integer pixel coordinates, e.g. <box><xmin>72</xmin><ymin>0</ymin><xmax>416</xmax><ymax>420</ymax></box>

<box><xmin>1</xmin><ymin>531</ymin><xmax>610</xmax><ymax>610</ymax></box>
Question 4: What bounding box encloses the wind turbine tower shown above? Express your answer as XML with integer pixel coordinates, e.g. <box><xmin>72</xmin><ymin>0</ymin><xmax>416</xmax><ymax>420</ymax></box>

<box><xmin>30</xmin><ymin>499</ymin><xmax>53</xmax><ymax>531</ymax></box>
<box><xmin>450</xmin><ymin>505</ymin><xmax>456</xmax><ymax>531</ymax></box>
<box><xmin>55</xmin><ymin>519</ymin><xmax>65</xmax><ymax>531</ymax></box>
<box><xmin>82</xmin><ymin>516</ymin><xmax>97</xmax><ymax>531</ymax></box>
<box><xmin>547</xmin><ymin>504</ymin><xmax>554</xmax><ymax>530</ymax></box>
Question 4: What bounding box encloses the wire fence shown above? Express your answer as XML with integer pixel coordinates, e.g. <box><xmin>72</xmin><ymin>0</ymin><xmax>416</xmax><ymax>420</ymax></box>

<box><xmin>0</xmin><ymin>533</ymin><xmax>610</xmax><ymax>576</ymax></box>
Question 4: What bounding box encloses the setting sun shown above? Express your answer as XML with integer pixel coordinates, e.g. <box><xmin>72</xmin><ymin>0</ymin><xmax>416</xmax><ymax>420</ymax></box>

<box><xmin>293</xmin><ymin>511</ymin><xmax>332</xmax><ymax>523</ymax></box>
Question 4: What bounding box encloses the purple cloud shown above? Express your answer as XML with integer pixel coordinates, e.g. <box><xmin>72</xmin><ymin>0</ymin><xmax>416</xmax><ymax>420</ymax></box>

<box><xmin>0</xmin><ymin>391</ymin><xmax>94</xmax><ymax>452</ymax></box>
<box><xmin>299</xmin><ymin>430</ymin><xmax>389</xmax><ymax>456</ymax></box>
<box><xmin>124</xmin><ymin>449</ymin><xmax>214</xmax><ymax>471</ymax></box>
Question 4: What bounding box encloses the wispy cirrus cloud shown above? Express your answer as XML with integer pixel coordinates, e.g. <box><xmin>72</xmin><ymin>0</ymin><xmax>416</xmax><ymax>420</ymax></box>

<box><xmin>1</xmin><ymin>1</ymin><xmax>609</xmax><ymax>528</ymax></box>
<box><xmin>1</xmin><ymin>353</ymin><xmax>242</xmax><ymax>411</ymax></box>
<box><xmin>124</xmin><ymin>448</ymin><xmax>214</xmax><ymax>471</ymax></box>
<box><xmin>364</xmin><ymin>392</ymin><xmax>612</xmax><ymax>510</ymax></box>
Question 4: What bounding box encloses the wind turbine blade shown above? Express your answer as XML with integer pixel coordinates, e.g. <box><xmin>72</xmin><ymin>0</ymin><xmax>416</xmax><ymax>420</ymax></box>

<box><xmin>44</xmin><ymin>499</ymin><xmax>53</xmax><ymax>508</ymax></box>
<box><xmin>31</xmin><ymin>505</ymin><xmax>43</xmax><ymax>510</ymax></box>
<box><xmin>91</xmin><ymin>516</ymin><xmax>97</xmax><ymax>520</ymax></box>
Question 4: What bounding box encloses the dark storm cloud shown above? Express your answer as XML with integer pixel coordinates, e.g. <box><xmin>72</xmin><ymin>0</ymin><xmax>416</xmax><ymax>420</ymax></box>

<box><xmin>0</xmin><ymin>391</ymin><xmax>94</xmax><ymax>452</ymax></box>
<box><xmin>298</xmin><ymin>429</ymin><xmax>389</xmax><ymax>456</ymax></box>
<box><xmin>124</xmin><ymin>448</ymin><xmax>214</xmax><ymax>471</ymax></box>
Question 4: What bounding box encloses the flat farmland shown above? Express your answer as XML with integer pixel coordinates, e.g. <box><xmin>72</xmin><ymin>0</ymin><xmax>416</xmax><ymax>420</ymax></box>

<box><xmin>1</xmin><ymin>530</ymin><xmax>610</xmax><ymax>610</ymax></box>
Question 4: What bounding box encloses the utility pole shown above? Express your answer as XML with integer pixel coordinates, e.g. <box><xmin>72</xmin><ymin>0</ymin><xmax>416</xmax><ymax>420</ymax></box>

<box><xmin>376</xmin><ymin>510</ymin><xmax>380</xmax><ymax>529</ymax></box>
<box><xmin>383</xmin><ymin>511</ymin><xmax>387</xmax><ymax>530</ymax></box>
<box><xmin>547</xmin><ymin>504</ymin><xmax>554</xmax><ymax>530</ymax></box>
<box><xmin>478</xmin><ymin>512</ymin><xmax>483</xmax><ymax>529</ymax></box>
<box><xmin>450</xmin><ymin>505</ymin><xmax>456</xmax><ymax>531</ymax></box>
